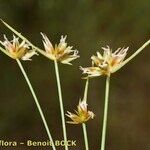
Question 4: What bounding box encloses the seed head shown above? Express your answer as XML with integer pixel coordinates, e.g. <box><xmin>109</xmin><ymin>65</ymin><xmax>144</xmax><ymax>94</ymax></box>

<box><xmin>81</xmin><ymin>46</ymin><xmax>128</xmax><ymax>78</ymax></box>
<box><xmin>41</xmin><ymin>33</ymin><xmax>79</xmax><ymax>65</ymax></box>
<box><xmin>0</xmin><ymin>35</ymin><xmax>38</xmax><ymax>60</ymax></box>
<box><xmin>66</xmin><ymin>100</ymin><xmax>95</xmax><ymax>124</ymax></box>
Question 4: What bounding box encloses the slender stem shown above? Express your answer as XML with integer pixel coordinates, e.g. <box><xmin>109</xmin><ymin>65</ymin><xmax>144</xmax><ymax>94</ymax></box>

<box><xmin>112</xmin><ymin>39</ymin><xmax>150</xmax><ymax>73</ymax></box>
<box><xmin>82</xmin><ymin>123</ymin><xmax>89</xmax><ymax>150</ymax></box>
<box><xmin>83</xmin><ymin>78</ymin><xmax>89</xmax><ymax>102</ymax></box>
<box><xmin>82</xmin><ymin>78</ymin><xmax>89</xmax><ymax>150</ymax></box>
<box><xmin>16</xmin><ymin>59</ymin><xmax>56</xmax><ymax>150</ymax></box>
<box><xmin>101</xmin><ymin>76</ymin><xmax>110</xmax><ymax>150</ymax></box>
<box><xmin>54</xmin><ymin>60</ymin><xmax>68</xmax><ymax>150</ymax></box>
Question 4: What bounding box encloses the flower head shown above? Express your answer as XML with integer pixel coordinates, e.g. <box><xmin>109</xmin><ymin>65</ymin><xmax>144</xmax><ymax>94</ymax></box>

<box><xmin>0</xmin><ymin>35</ymin><xmax>38</xmax><ymax>60</ymax></box>
<box><xmin>66</xmin><ymin>100</ymin><xmax>95</xmax><ymax>124</ymax></box>
<box><xmin>41</xmin><ymin>33</ymin><xmax>79</xmax><ymax>65</ymax></box>
<box><xmin>81</xmin><ymin>46</ymin><xmax>128</xmax><ymax>78</ymax></box>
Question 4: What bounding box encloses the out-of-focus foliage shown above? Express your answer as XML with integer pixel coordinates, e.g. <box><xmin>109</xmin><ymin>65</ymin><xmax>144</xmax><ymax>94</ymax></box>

<box><xmin>0</xmin><ymin>0</ymin><xmax>150</xmax><ymax>149</ymax></box>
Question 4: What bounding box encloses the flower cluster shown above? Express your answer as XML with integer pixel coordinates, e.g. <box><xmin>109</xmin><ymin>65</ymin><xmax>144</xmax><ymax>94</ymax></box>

<box><xmin>66</xmin><ymin>100</ymin><xmax>95</xmax><ymax>124</ymax></box>
<box><xmin>81</xmin><ymin>46</ymin><xmax>128</xmax><ymax>77</ymax></box>
<box><xmin>41</xmin><ymin>33</ymin><xmax>79</xmax><ymax>65</ymax></box>
<box><xmin>0</xmin><ymin>35</ymin><xmax>38</xmax><ymax>60</ymax></box>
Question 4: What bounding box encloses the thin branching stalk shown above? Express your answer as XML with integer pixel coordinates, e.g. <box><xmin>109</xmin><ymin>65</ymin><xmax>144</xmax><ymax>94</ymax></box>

<box><xmin>54</xmin><ymin>60</ymin><xmax>68</xmax><ymax>150</ymax></box>
<box><xmin>112</xmin><ymin>39</ymin><xmax>150</xmax><ymax>73</ymax></box>
<box><xmin>16</xmin><ymin>59</ymin><xmax>56</xmax><ymax>150</ymax></box>
<box><xmin>101</xmin><ymin>76</ymin><xmax>110</xmax><ymax>150</ymax></box>
<box><xmin>122</xmin><ymin>39</ymin><xmax>150</xmax><ymax>67</ymax></box>
<box><xmin>82</xmin><ymin>79</ymin><xmax>89</xmax><ymax>150</ymax></box>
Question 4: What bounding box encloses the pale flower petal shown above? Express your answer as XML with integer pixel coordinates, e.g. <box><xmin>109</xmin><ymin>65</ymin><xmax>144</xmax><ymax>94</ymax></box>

<box><xmin>41</xmin><ymin>32</ymin><xmax>54</xmax><ymax>53</ymax></box>
<box><xmin>22</xmin><ymin>50</ymin><xmax>38</xmax><ymax>61</ymax></box>
<box><xmin>58</xmin><ymin>35</ymin><xmax>67</xmax><ymax>50</ymax></box>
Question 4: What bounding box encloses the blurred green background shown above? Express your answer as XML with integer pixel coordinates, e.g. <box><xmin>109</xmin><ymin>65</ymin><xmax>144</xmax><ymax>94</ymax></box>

<box><xmin>0</xmin><ymin>0</ymin><xmax>150</xmax><ymax>150</ymax></box>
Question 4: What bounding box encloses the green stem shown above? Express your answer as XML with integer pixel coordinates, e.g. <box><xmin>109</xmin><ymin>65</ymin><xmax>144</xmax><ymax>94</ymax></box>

<box><xmin>83</xmin><ymin>78</ymin><xmax>89</xmax><ymax>102</ymax></box>
<box><xmin>101</xmin><ymin>76</ymin><xmax>110</xmax><ymax>150</ymax></box>
<box><xmin>82</xmin><ymin>78</ymin><xmax>89</xmax><ymax>150</ymax></box>
<box><xmin>54</xmin><ymin>60</ymin><xmax>68</xmax><ymax>150</ymax></box>
<box><xmin>112</xmin><ymin>39</ymin><xmax>150</xmax><ymax>73</ymax></box>
<box><xmin>16</xmin><ymin>59</ymin><xmax>56</xmax><ymax>150</ymax></box>
<box><xmin>82</xmin><ymin>123</ymin><xmax>89</xmax><ymax>150</ymax></box>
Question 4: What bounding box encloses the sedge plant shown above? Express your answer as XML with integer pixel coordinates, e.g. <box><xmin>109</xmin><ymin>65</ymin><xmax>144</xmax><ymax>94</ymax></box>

<box><xmin>0</xmin><ymin>20</ymin><xmax>79</xmax><ymax>150</ymax></box>
<box><xmin>40</xmin><ymin>33</ymin><xmax>79</xmax><ymax>150</ymax></box>
<box><xmin>1</xmin><ymin>19</ymin><xmax>150</xmax><ymax>150</ymax></box>
<box><xmin>0</xmin><ymin>35</ymin><xmax>56</xmax><ymax>150</ymax></box>
<box><xmin>66</xmin><ymin>78</ymin><xmax>95</xmax><ymax>150</ymax></box>
<box><xmin>81</xmin><ymin>42</ymin><xmax>150</xmax><ymax>150</ymax></box>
